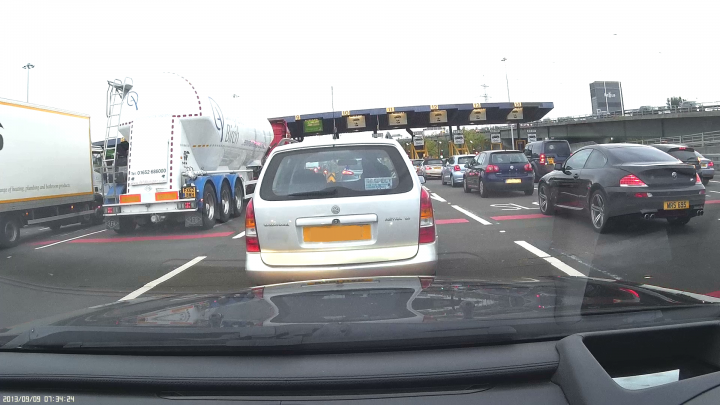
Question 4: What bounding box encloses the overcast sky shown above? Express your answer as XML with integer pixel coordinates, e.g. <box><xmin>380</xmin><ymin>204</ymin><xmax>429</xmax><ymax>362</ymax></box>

<box><xmin>3</xmin><ymin>0</ymin><xmax>719</xmax><ymax>140</ymax></box>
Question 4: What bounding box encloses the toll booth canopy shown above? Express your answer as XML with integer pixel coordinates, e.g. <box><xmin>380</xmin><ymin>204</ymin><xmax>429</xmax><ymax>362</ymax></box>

<box><xmin>268</xmin><ymin>102</ymin><xmax>554</xmax><ymax>139</ymax></box>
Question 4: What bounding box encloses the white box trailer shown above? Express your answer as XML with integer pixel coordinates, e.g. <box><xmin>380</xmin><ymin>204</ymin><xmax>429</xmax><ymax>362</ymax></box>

<box><xmin>0</xmin><ymin>98</ymin><xmax>102</xmax><ymax>247</ymax></box>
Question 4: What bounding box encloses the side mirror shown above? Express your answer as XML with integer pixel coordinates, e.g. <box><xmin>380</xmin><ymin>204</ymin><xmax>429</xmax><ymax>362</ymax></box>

<box><xmin>418</xmin><ymin>175</ymin><xmax>426</xmax><ymax>184</ymax></box>
<box><xmin>554</xmin><ymin>163</ymin><xmax>564</xmax><ymax>171</ymax></box>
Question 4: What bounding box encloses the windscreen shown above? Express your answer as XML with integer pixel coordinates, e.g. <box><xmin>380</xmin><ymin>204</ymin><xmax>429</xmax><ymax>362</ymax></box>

<box><xmin>5</xmin><ymin>2</ymin><xmax>720</xmax><ymax>357</ymax></box>
<box><xmin>667</xmin><ymin>149</ymin><xmax>697</xmax><ymax>162</ymax></box>
<box><xmin>545</xmin><ymin>141</ymin><xmax>571</xmax><ymax>155</ymax></box>
<box><xmin>259</xmin><ymin>145</ymin><xmax>412</xmax><ymax>201</ymax></box>
<box><xmin>490</xmin><ymin>153</ymin><xmax>528</xmax><ymax>164</ymax></box>
<box><xmin>610</xmin><ymin>147</ymin><xmax>683</xmax><ymax>163</ymax></box>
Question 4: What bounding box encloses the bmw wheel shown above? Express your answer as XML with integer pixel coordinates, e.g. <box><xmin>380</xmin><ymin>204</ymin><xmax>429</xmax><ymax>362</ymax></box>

<box><xmin>463</xmin><ymin>178</ymin><xmax>471</xmax><ymax>193</ymax></box>
<box><xmin>538</xmin><ymin>183</ymin><xmax>554</xmax><ymax>215</ymax></box>
<box><xmin>590</xmin><ymin>190</ymin><xmax>613</xmax><ymax>233</ymax></box>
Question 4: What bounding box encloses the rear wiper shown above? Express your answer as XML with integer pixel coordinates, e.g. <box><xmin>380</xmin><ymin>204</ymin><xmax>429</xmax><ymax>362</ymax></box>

<box><xmin>287</xmin><ymin>189</ymin><xmax>338</xmax><ymax>197</ymax></box>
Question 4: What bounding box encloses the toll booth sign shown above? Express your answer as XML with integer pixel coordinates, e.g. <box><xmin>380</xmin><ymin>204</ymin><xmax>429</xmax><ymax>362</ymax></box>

<box><xmin>303</xmin><ymin>118</ymin><xmax>323</xmax><ymax>133</ymax></box>
<box><xmin>347</xmin><ymin>115</ymin><xmax>366</xmax><ymax>129</ymax></box>
<box><xmin>429</xmin><ymin>110</ymin><xmax>448</xmax><ymax>124</ymax></box>
<box><xmin>491</xmin><ymin>133</ymin><xmax>501</xmax><ymax>144</ymax></box>
<box><xmin>414</xmin><ymin>136</ymin><xmax>425</xmax><ymax>147</ymax></box>
<box><xmin>453</xmin><ymin>134</ymin><xmax>465</xmax><ymax>145</ymax></box>
<box><xmin>469</xmin><ymin>108</ymin><xmax>487</xmax><ymax>122</ymax></box>
<box><xmin>507</xmin><ymin>108</ymin><xmax>524</xmax><ymax>120</ymax></box>
<box><xmin>527</xmin><ymin>130</ymin><xmax>537</xmax><ymax>143</ymax></box>
<box><xmin>388</xmin><ymin>112</ymin><xmax>408</xmax><ymax>126</ymax></box>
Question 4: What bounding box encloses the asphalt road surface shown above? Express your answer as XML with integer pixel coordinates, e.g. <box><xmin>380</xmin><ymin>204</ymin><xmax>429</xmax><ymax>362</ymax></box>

<box><xmin>3</xmin><ymin>179</ymin><xmax>720</xmax><ymax>328</ymax></box>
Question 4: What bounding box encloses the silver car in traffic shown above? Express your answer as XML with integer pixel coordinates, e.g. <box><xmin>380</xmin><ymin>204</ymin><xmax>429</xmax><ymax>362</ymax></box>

<box><xmin>245</xmin><ymin>138</ymin><xmax>438</xmax><ymax>284</ymax></box>
<box><xmin>695</xmin><ymin>151</ymin><xmax>715</xmax><ymax>186</ymax></box>
<box><xmin>441</xmin><ymin>154</ymin><xmax>476</xmax><ymax>187</ymax></box>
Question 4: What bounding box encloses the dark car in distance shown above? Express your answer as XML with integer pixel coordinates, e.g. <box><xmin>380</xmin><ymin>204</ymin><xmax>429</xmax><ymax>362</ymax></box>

<box><xmin>524</xmin><ymin>140</ymin><xmax>572</xmax><ymax>182</ymax></box>
<box><xmin>537</xmin><ymin>144</ymin><xmax>706</xmax><ymax>233</ymax></box>
<box><xmin>463</xmin><ymin>150</ymin><xmax>534</xmax><ymax>197</ymax></box>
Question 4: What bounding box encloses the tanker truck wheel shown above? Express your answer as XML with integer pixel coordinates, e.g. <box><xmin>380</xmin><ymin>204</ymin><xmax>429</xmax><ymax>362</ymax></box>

<box><xmin>231</xmin><ymin>181</ymin><xmax>244</xmax><ymax>218</ymax></box>
<box><xmin>201</xmin><ymin>185</ymin><xmax>217</xmax><ymax>230</ymax></box>
<box><xmin>218</xmin><ymin>183</ymin><xmax>232</xmax><ymax>223</ymax></box>
<box><xmin>0</xmin><ymin>215</ymin><xmax>22</xmax><ymax>248</ymax></box>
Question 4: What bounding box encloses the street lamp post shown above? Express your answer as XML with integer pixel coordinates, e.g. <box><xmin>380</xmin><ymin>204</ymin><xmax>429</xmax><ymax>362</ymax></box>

<box><xmin>501</xmin><ymin>58</ymin><xmax>514</xmax><ymax>149</ymax></box>
<box><xmin>22</xmin><ymin>63</ymin><xmax>34</xmax><ymax>103</ymax></box>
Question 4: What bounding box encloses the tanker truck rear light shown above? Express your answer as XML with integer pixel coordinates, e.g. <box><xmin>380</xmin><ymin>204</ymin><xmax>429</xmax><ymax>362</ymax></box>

<box><xmin>155</xmin><ymin>191</ymin><xmax>179</xmax><ymax>201</ymax></box>
<box><xmin>105</xmin><ymin>206</ymin><xmax>119</xmax><ymax>214</ymax></box>
<box><xmin>177</xmin><ymin>202</ymin><xmax>196</xmax><ymax>210</ymax></box>
<box><xmin>119</xmin><ymin>194</ymin><xmax>141</xmax><ymax>204</ymax></box>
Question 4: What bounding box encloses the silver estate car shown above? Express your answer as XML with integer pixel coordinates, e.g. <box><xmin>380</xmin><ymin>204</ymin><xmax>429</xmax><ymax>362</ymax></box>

<box><xmin>245</xmin><ymin>138</ymin><xmax>438</xmax><ymax>284</ymax></box>
<box><xmin>441</xmin><ymin>154</ymin><xmax>476</xmax><ymax>187</ymax></box>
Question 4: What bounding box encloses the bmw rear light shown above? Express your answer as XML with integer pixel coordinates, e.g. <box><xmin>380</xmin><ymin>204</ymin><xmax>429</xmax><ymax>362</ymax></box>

<box><xmin>539</xmin><ymin>153</ymin><xmax>546</xmax><ymax>165</ymax></box>
<box><xmin>454</xmin><ymin>165</ymin><xmax>461</xmax><ymax>171</ymax></box>
<box><xmin>419</xmin><ymin>277</ymin><xmax>434</xmax><ymax>289</ymax></box>
<box><xmin>251</xmin><ymin>287</ymin><xmax>264</xmax><ymax>299</ymax></box>
<box><xmin>425</xmin><ymin>165</ymin><xmax>431</xmax><ymax>170</ymax></box>
<box><xmin>620</xmin><ymin>174</ymin><xmax>647</xmax><ymax>187</ymax></box>
<box><xmin>485</xmin><ymin>165</ymin><xmax>500</xmax><ymax>173</ymax></box>
<box><xmin>419</xmin><ymin>188</ymin><xmax>435</xmax><ymax>244</ymax></box>
<box><xmin>342</xmin><ymin>169</ymin><xmax>354</xmax><ymax>175</ymax></box>
<box><xmin>524</xmin><ymin>163</ymin><xmax>533</xmax><ymax>172</ymax></box>
<box><xmin>245</xmin><ymin>199</ymin><xmax>260</xmax><ymax>253</ymax></box>
<box><xmin>634</xmin><ymin>192</ymin><xmax>653</xmax><ymax>198</ymax></box>
<box><xmin>709</xmin><ymin>161</ymin><xmax>714</xmax><ymax>167</ymax></box>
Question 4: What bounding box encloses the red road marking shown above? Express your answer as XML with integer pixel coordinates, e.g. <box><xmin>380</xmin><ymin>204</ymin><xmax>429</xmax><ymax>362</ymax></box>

<box><xmin>705</xmin><ymin>291</ymin><xmax>720</xmax><ymax>298</ymax></box>
<box><xmin>705</xmin><ymin>200</ymin><xmax>720</xmax><ymax>204</ymax></box>
<box><xmin>436</xmin><ymin>219</ymin><xmax>469</xmax><ymax>224</ymax></box>
<box><xmin>30</xmin><ymin>231</ymin><xmax>234</xmax><ymax>246</ymax></box>
<box><xmin>491</xmin><ymin>214</ymin><xmax>547</xmax><ymax>221</ymax></box>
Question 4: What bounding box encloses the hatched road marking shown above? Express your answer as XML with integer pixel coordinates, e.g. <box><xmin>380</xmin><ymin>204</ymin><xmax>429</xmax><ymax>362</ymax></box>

<box><xmin>514</xmin><ymin>240</ymin><xmax>586</xmax><ymax>277</ymax></box>
<box><xmin>451</xmin><ymin>205</ymin><xmax>492</xmax><ymax>225</ymax></box>
<box><xmin>119</xmin><ymin>256</ymin><xmax>207</xmax><ymax>301</ymax></box>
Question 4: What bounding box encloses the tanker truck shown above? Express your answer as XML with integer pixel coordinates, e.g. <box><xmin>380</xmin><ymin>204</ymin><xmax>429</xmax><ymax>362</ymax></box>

<box><xmin>101</xmin><ymin>73</ymin><xmax>282</xmax><ymax>233</ymax></box>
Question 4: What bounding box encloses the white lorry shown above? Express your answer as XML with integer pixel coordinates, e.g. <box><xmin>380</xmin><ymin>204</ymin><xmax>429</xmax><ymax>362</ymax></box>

<box><xmin>101</xmin><ymin>73</ymin><xmax>282</xmax><ymax>233</ymax></box>
<box><xmin>0</xmin><ymin>98</ymin><xmax>102</xmax><ymax>247</ymax></box>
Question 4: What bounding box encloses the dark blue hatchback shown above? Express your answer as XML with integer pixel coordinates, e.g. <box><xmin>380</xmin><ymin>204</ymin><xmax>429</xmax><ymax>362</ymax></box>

<box><xmin>462</xmin><ymin>150</ymin><xmax>535</xmax><ymax>198</ymax></box>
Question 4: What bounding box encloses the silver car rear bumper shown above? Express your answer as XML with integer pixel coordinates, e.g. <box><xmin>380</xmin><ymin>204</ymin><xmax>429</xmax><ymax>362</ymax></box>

<box><xmin>245</xmin><ymin>241</ymin><xmax>438</xmax><ymax>285</ymax></box>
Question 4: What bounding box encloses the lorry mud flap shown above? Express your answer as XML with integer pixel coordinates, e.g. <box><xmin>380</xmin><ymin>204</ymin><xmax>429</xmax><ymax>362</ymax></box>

<box><xmin>185</xmin><ymin>212</ymin><xmax>203</xmax><ymax>227</ymax></box>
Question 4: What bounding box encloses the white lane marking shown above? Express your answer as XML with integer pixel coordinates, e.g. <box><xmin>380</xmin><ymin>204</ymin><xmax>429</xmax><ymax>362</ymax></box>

<box><xmin>430</xmin><ymin>193</ymin><xmax>446</xmax><ymax>202</ymax></box>
<box><xmin>514</xmin><ymin>240</ymin><xmax>586</xmax><ymax>277</ymax></box>
<box><xmin>35</xmin><ymin>229</ymin><xmax>107</xmax><ymax>250</ymax></box>
<box><xmin>710</xmin><ymin>180</ymin><xmax>720</xmax><ymax>183</ymax></box>
<box><xmin>514</xmin><ymin>240</ymin><xmax>550</xmax><ymax>258</ymax></box>
<box><xmin>119</xmin><ymin>256</ymin><xmax>207</xmax><ymax>301</ymax></box>
<box><xmin>707</xmin><ymin>190</ymin><xmax>720</xmax><ymax>194</ymax></box>
<box><xmin>451</xmin><ymin>205</ymin><xmax>492</xmax><ymax>225</ymax></box>
<box><xmin>544</xmin><ymin>257</ymin><xmax>586</xmax><ymax>277</ymax></box>
<box><xmin>232</xmin><ymin>231</ymin><xmax>246</xmax><ymax>239</ymax></box>
<box><xmin>38</xmin><ymin>227</ymin><xmax>49</xmax><ymax>231</ymax></box>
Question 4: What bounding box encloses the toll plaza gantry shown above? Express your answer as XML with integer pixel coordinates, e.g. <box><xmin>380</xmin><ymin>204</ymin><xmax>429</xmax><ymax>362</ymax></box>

<box><xmin>269</xmin><ymin>102</ymin><xmax>554</xmax><ymax>159</ymax></box>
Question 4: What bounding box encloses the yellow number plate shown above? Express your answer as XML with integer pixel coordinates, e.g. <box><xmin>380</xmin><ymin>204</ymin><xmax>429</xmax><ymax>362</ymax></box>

<box><xmin>433</xmin><ymin>166</ymin><xmax>441</xmax><ymax>170</ymax></box>
<box><xmin>702</xmin><ymin>164</ymin><xmax>708</xmax><ymax>168</ymax></box>
<box><xmin>664</xmin><ymin>200</ymin><xmax>689</xmax><ymax>210</ymax></box>
<box><xmin>505</xmin><ymin>179</ymin><xmax>522</xmax><ymax>184</ymax></box>
<box><xmin>181</xmin><ymin>186</ymin><xmax>196</xmax><ymax>199</ymax></box>
<box><xmin>547</xmin><ymin>157</ymin><xmax>555</xmax><ymax>165</ymax></box>
<box><xmin>303</xmin><ymin>224</ymin><xmax>371</xmax><ymax>243</ymax></box>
